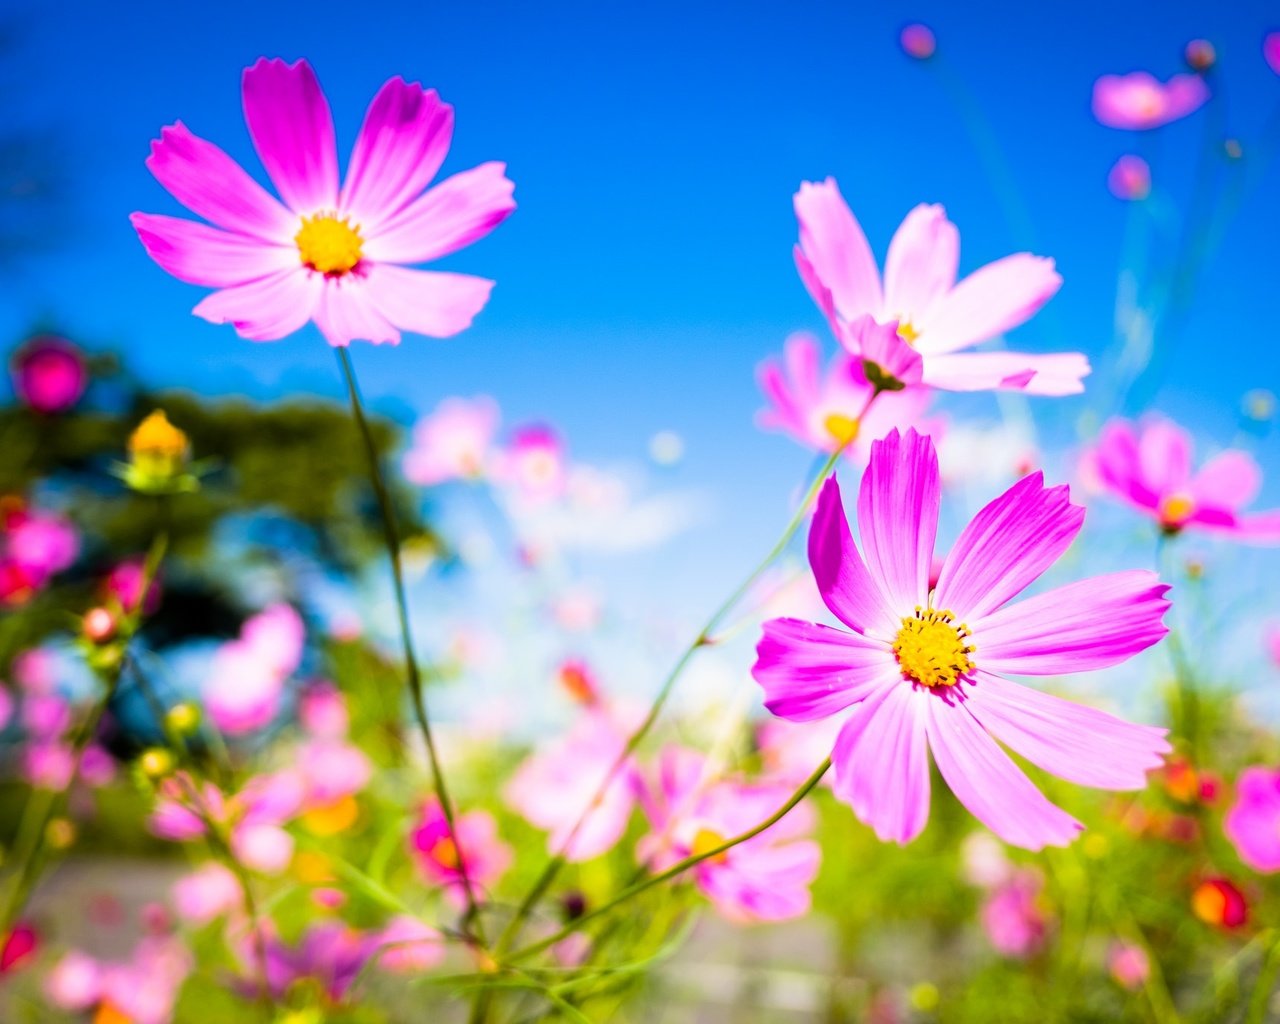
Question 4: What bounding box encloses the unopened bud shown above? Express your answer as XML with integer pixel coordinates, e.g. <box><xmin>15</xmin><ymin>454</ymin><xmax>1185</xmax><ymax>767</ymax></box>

<box><xmin>138</xmin><ymin>748</ymin><xmax>174</xmax><ymax>780</ymax></box>
<box><xmin>45</xmin><ymin>818</ymin><xmax>76</xmax><ymax>851</ymax></box>
<box><xmin>83</xmin><ymin>607</ymin><xmax>118</xmax><ymax>644</ymax></box>
<box><xmin>164</xmin><ymin>703</ymin><xmax>200</xmax><ymax>736</ymax></box>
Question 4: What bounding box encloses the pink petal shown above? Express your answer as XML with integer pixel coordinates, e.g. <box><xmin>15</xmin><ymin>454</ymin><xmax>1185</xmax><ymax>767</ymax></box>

<box><xmin>143</xmin><ymin>122</ymin><xmax>296</xmax><ymax>240</ymax></box>
<box><xmin>1138</xmin><ymin>417</ymin><xmax>1193</xmax><ymax>496</ymax></box>
<box><xmin>752</xmin><ymin>617</ymin><xmax>897</xmax><ymax>721</ymax></box>
<box><xmin>313</xmin><ymin>277</ymin><xmax>401</xmax><ymax>346</ymax></box>
<box><xmin>1231</xmin><ymin>509</ymin><xmax>1280</xmax><ymax>543</ymax></box>
<box><xmin>340</xmin><ymin>78</ymin><xmax>454</xmax><ymax>230</ymax></box>
<box><xmin>1191</xmin><ymin>450</ymin><xmax>1261</xmax><ymax>512</ymax></box>
<box><xmin>808</xmin><ymin>476</ymin><xmax>898</xmax><ymax>635</ymax></box>
<box><xmin>934</xmin><ymin>471</ymin><xmax>1084</xmax><ymax>622</ymax></box>
<box><xmin>793</xmin><ymin>178</ymin><xmax>883</xmax><ymax>322</ymax></box>
<box><xmin>783</xmin><ymin>331</ymin><xmax>822</xmax><ymax>398</ymax></box>
<box><xmin>1093</xmin><ymin>419</ymin><xmax>1160</xmax><ymax>511</ymax></box>
<box><xmin>794</xmin><ymin>244</ymin><xmax>838</xmax><ymax>325</ymax></box>
<box><xmin>882</xmin><ymin>203</ymin><xmax>958</xmax><ymax>322</ymax></box>
<box><xmin>963</xmin><ymin>671</ymin><xmax>1169</xmax><ymax>789</ymax></box>
<box><xmin>973</xmin><ymin>570</ymin><xmax>1170</xmax><ymax>675</ymax></box>
<box><xmin>915</xmin><ymin>253</ymin><xmax>1061</xmax><ymax>354</ymax></box>
<box><xmin>831</xmin><ymin>681</ymin><xmax>930</xmax><ymax>843</ymax></box>
<box><xmin>242</xmin><ymin>58</ymin><xmax>339</xmax><ymax>214</ymax></box>
<box><xmin>362</xmin><ymin>263</ymin><xmax>495</xmax><ymax>339</ymax></box>
<box><xmin>925</xmin><ymin>696</ymin><xmax>1082</xmax><ymax>850</ymax></box>
<box><xmin>131</xmin><ymin>213</ymin><xmax>295</xmax><ymax>287</ymax></box>
<box><xmin>922</xmin><ymin>351</ymin><xmax>1089</xmax><ymax>395</ymax></box>
<box><xmin>843</xmin><ymin>315</ymin><xmax>923</xmax><ymax>385</ymax></box>
<box><xmin>193</xmin><ymin>268</ymin><xmax>322</xmax><ymax>341</ymax></box>
<box><xmin>856</xmin><ymin>428</ymin><xmax>940</xmax><ymax>613</ymax></box>
<box><xmin>364</xmin><ymin>162</ymin><xmax>516</xmax><ymax>265</ymax></box>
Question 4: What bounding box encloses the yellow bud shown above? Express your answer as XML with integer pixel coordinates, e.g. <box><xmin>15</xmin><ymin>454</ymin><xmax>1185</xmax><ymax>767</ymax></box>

<box><xmin>164</xmin><ymin>703</ymin><xmax>200</xmax><ymax>736</ymax></box>
<box><xmin>126</xmin><ymin>410</ymin><xmax>190</xmax><ymax>489</ymax></box>
<box><xmin>139</xmin><ymin>748</ymin><xmax>175</xmax><ymax>780</ymax></box>
<box><xmin>45</xmin><ymin>817</ymin><xmax>77</xmax><ymax>850</ymax></box>
<box><xmin>909</xmin><ymin>981</ymin><xmax>940</xmax><ymax>1012</ymax></box>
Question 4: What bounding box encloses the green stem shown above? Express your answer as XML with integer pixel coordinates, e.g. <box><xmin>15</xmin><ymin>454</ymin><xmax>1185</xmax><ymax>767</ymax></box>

<box><xmin>335</xmin><ymin>347</ymin><xmax>483</xmax><ymax>942</ymax></box>
<box><xmin>1246</xmin><ymin>933</ymin><xmax>1280</xmax><ymax>1024</ymax></box>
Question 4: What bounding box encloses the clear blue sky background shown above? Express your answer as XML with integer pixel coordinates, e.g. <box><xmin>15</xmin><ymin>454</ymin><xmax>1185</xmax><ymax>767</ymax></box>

<box><xmin>3</xmin><ymin>0</ymin><xmax>1279</xmax><ymax>648</ymax></box>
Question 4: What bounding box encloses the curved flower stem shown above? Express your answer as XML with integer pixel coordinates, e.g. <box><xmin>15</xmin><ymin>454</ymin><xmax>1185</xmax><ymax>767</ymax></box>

<box><xmin>0</xmin><ymin>528</ymin><xmax>168</xmax><ymax>935</ymax></box>
<box><xmin>335</xmin><ymin>347</ymin><xmax>483</xmax><ymax>942</ymax></box>
<box><xmin>504</xmin><ymin>757</ymin><xmax>831</xmax><ymax>966</ymax></box>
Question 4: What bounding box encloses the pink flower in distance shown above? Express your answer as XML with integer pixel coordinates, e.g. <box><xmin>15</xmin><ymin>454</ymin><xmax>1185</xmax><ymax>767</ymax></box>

<box><xmin>756</xmin><ymin>331</ymin><xmax>934</xmax><ymax>460</ymax></box>
<box><xmin>410</xmin><ymin>797</ymin><xmax>511</xmax><ymax>902</ymax></box>
<box><xmin>203</xmin><ymin>603</ymin><xmax>304</xmax><ymax>735</ymax></box>
<box><xmin>639</xmin><ymin>747</ymin><xmax>820</xmax><ymax>922</ymax></box>
<box><xmin>1107</xmin><ymin>155</ymin><xmax>1151</xmax><ymax>201</ymax></box>
<box><xmin>981</xmin><ymin>868</ymin><xmax>1049</xmax><ymax>957</ymax></box>
<box><xmin>499</xmin><ymin>425</ymin><xmax>568</xmax><ymax>503</ymax></box>
<box><xmin>1092</xmin><ymin>72</ymin><xmax>1209</xmax><ymax>130</ymax></box>
<box><xmin>1266</xmin><ymin>624</ymin><xmax>1280</xmax><ymax>668</ymax></box>
<box><xmin>1224</xmin><ymin>766</ymin><xmax>1280</xmax><ymax>872</ymax></box>
<box><xmin>10</xmin><ymin>336</ymin><xmax>88</xmax><ymax>414</ymax></box>
<box><xmin>752</xmin><ymin>429</ymin><xmax>1171</xmax><ymax>850</ymax></box>
<box><xmin>1109</xmin><ymin>941</ymin><xmax>1150</xmax><ymax>990</ymax></box>
<box><xmin>505</xmin><ymin>708</ymin><xmax>641</xmax><ymax>861</ymax></box>
<box><xmin>899</xmin><ymin>24</ymin><xmax>936</xmax><ymax>60</ymax></box>
<box><xmin>131</xmin><ymin>58</ymin><xmax>515</xmax><ymax>346</ymax></box>
<box><xmin>1089</xmin><ymin>415</ymin><xmax>1280</xmax><ymax>542</ymax></box>
<box><xmin>375</xmin><ymin>915</ymin><xmax>446</xmax><ymax>973</ymax></box>
<box><xmin>403</xmin><ymin>395</ymin><xmax>500</xmax><ymax>486</ymax></box>
<box><xmin>1266</xmin><ymin>33</ymin><xmax>1280</xmax><ymax>76</ymax></box>
<box><xmin>793</xmin><ymin>180</ymin><xmax>1086</xmax><ymax>395</ymax></box>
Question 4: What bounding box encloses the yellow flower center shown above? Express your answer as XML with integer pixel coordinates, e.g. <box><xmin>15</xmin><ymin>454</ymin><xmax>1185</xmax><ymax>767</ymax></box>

<box><xmin>893</xmin><ymin>607</ymin><xmax>976</xmax><ymax>688</ymax></box>
<box><xmin>897</xmin><ymin>320</ymin><xmax>921</xmax><ymax>346</ymax></box>
<box><xmin>295</xmin><ymin>214</ymin><xmax>364</xmax><ymax>275</ymax></box>
<box><xmin>690</xmin><ymin>827</ymin><xmax>729</xmax><ymax>864</ymax></box>
<box><xmin>823</xmin><ymin>413</ymin><xmax>861</xmax><ymax>445</ymax></box>
<box><xmin>432</xmin><ymin>835</ymin><xmax>461</xmax><ymax>871</ymax></box>
<box><xmin>301</xmin><ymin>795</ymin><xmax>360</xmax><ymax>836</ymax></box>
<box><xmin>1158</xmin><ymin>494</ymin><xmax>1195</xmax><ymax>529</ymax></box>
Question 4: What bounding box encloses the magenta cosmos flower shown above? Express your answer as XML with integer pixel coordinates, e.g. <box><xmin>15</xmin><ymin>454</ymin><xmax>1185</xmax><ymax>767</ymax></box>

<box><xmin>794</xmin><ymin>180</ymin><xmax>1086</xmax><ymax>395</ymax></box>
<box><xmin>1267</xmin><ymin>33</ymin><xmax>1280</xmax><ymax>76</ymax></box>
<box><xmin>1089</xmin><ymin>415</ymin><xmax>1280</xmax><ymax>542</ymax></box>
<box><xmin>409</xmin><ymin>797</ymin><xmax>511</xmax><ymax>903</ymax></box>
<box><xmin>10</xmin><ymin>335</ymin><xmax>88</xmax><ymax>414</ymax></box>
<box><xmin>752</xmin><ymin>429</ymin><xmax>1171</xmax><ymax>850</ymax></box>
<box><xmin>1092</xmin><ymin>71</ymin><xmax>1209</xmax><ymax>130</ymax></box>
<box><xmin>131</xmin><ymin>58</ymin><xmax>515</xmax><ymax>346</ymax></box>
<box><xmin>1224</xmin><ymin>767</ymin><xmax>1280</xmax><ymax>872</ymax></box>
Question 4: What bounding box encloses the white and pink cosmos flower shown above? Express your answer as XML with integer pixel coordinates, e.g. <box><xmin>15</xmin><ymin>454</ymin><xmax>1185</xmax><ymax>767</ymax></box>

<box><xmin>132</xmin><ymin>58</ymin><xmax>514</xmax><ymax>346</ymax></box>
<box><xmin>403</xmin><ymin>395</ymin><xmax>501</xmax><ymax>486</ymax></box>
<box><xmin>793</xmin><ymin>180</ymin><xmax>1087</xmax><ymax>396</ymax></box>
<box><xmin>752</xmin><ymin>429</ymin><xmax>1171</xmax><ymax>850</ymax></box>
<box><xmin>409</xmin><ymin>798</ymin><xmax>511</xmax><ymax>904</ymax></box>
<box><xmin>202</xmin><ymin>603</ymin><xmax>305</xmax><ymax>735</ymax></box>
<box><xmin>1092</xmin><ymin>71</ymin><xmax>1209</xmax><ymax>130</ymax></box>
<box><xmin>1087</xmin><ymin>415</ymin><xmax>1280</xmax><ymax>542</ymax></box>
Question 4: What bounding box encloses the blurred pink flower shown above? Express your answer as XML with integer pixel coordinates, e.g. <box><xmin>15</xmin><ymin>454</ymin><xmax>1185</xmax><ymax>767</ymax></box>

<box><xmin>639</xmin><ymin>747</ymin><xmax>820</xmax><ymax>922</ymax></box>
<box><xmin>756</xmin><ymin>716</ymin><xmax>841</xmax><ymax>788</ymax></box>
<box><xmin>793</xmin><ymin>180</ymin><xmax>1085</xmax><ymax>395</ymax></box>
<box><xmin>10</xmin><ymin>335</ymin><xmax>88</xmax><ymax>414</ymax></box>
<box><xmin>505</xmin><ymin>708</ymin><xmax>641</xmax><ymax>861</ymax></box>
<box><xmin>12</xmin><ymin>648</ymin><xmax>55</xmax><ymax>693</ymax></box>
<box><xmin>1109</xmin><ymin>941</ymin><xmax>1150</xmax><ymax>989</ymax></box>
<box><xmin>981</xmin><ymin>868</ymin><xmax>1048</xmax><ymax>957</ymax></box>
<box><xmin>499</xmin><ymin>425</ymin><xmax>568</xmax><ymax>502</ymax></box>
<box><xmin>22</xmin><ymin>742</ymin><xmax>76</xmax><ymax>790</ymax></box>
<box><xmin>203</xmin><ymin>603</ymin><xmax>305</xmax><ymax>735</ymax></box>
<box><xmin>403</xmin><ymin>395</ymin><xmax>500</xmax><ymax>485</ymax></box>
<box><xmin>1263</xmin><ymin>32</ymin><xmax>1280</xmax><ymax>76</ymax></box>
<box><xmin>170</xmin><ymin>862</ymin><xmax>243</xmax><ymax>925</ymax></box>
<box><xmin>297</xmin><ymin>737</ymin><xmax>372</xmax><ymax>803</ymax></box>
<box><xmin>66</xmin><ymin>935</ymin><xmax>193</xmax><ymax>1024</ymax></box>
<box><xmin>899</xmin><ymin>23</ymin><xmax>936</xmax><ymax>60</ymax></box>
<box><xmin>1267</xmin><ymin>624</ymin><xmax>1280</xmax><ymax>667</ymax></box>
<box><xmin>0</xmin><ymin>687</ymin><xmax>11</xmax><ymax>732</ymax></box>
<box><xmin>132</xmin><ymin>58</ymin><xmax>514</xmax><ymax>346</ymax></box>
<box><xmin>1</xmin><ymin>505</ymin><xmax>79</xmax><ymax>600</ymax></box>
<box><xmin>410</xmin><ymin>797</ymin><xmax>511</xmax><ymax>901</ymax></box>
<box><xmin>80</xmin><ymin>744</ymin><xmax>118</xmax><ymax>788</ymax></box>
<box><xmin>1224</xmin><ymin>766</ymin><xmax>1280</xmax><ymax>872</ymax></box>
<box><xmin>1092</xmin><ymin>71</ymin><xmax>1209</xmax><ymax>130</ymax></box>
<box><xmin>21</xmin><ymin>693</ymin><xmax>70</xmax><ymax>738</ymax></box>
<box><xmin>756</xmin><ymin>331</ymin><xmax>933</xmax><ymax>460</ymax></box>
<box><xmin>375</xmin><ymin>915</ymin><xmax>446</xmax><ymax>973</ymax></box>
<box><xmin>45</xmin><ymin>951</ymin><xmax>102</xmax><ymax>1012</ymax></box>
<box><xmin>1088</xmin><ymin>415</ymin><xmax>1280</xmax><ymax>542</ymax></box>
<box><xmin>299</xmin><ymin>681</ymin><xmax>350</xmax><ymax>739</ymax></box>
<box><xmin>1107</xmin><ymin>155</ymin><xmax>1151</xmax><ymax>201</ymax></box>
<box><xmin>105</xmin><ymin>557</ymin><xmax>162</xmax><ymax>614</ymax></box>
<box><xmin>1184</xmin><ymin>40</ymin><xmax>1216</xmax><ymax>73</ymax></box>
<box><xmin>752</xmin><ymin>429</ymin><xmax>1171</xmax><ymax>850</ymax></box>
<box><xmin>251</xmin><ymin>921</ymin><xmax>378</xmax><ymax>1003</ymax></box>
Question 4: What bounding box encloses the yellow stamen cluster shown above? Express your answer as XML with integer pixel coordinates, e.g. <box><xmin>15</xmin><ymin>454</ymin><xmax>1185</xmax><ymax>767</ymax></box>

<box><xmin>295</xmin><ymin>214</ymin><xmax>364</xmax><ymax>275</ymax></box>
<box><xmin>896</xmin><ymin>320</ymin><xmax>921</xmax><ymax>345</ymax></box>
<box><xmin>1158</xmin><ymin>494</ymin><xmax>1195</xmax><ymax>530</ymax></box>
<box><xmin>893</xmin><ymin>607</ymin><xmax>975</xmax><ymax>688</ymax></box>
<box><xmin>823</xmin><ymin>412</ymin><xmax>861</xmax><ymax>445</ymax></box>
<box><xmin>432</xmin><ymin>835</ymin><xmax>461</xmax><ymax>870</ymax></box>
<box><xmin>690</xmin><ymin>827</ymin><xmax>729</xmax><ymax>864</ymax></box>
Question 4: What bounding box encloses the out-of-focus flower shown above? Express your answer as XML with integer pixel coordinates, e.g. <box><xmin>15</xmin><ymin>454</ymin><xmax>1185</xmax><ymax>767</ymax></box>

<box><xmin>649</xmin><ymin>430</ymin><xmax>685</xmax><ymax>466</ymax></box>
<box><xmin>244</xmin><ymin>922</ymin><xmax>375</xmax><ymax>1004</ymax></box>
<box><xmin>1225</xmin><ymin>767</ymin><xmax>1280</xmax><ymax>872</ymax></box>
<box><xmin>203</xmin><ymin>603</ymin><xmax>305</xmax><ymax>735</ymax></box>
<box><xmin>1087</xmin><ymin>415</ymin><xmax>1280</xmax><ymax>542</ymax></box>
<box><xmin>45</xmin><ymin>950</ymin><xmax>102</xmax><ymax>1011</ymax></box>
<box><xmin>122</xmin><ymin>410</ymin><xmax>197</xmax><ymax>494</ymax></box>
<box><xmin>10</xmin><ymin>335</ymin><xmax>88</xmax><ymax>413</ymax></box>
<box><xmin>556</xmin><ymin>658</ymin><xmax>601</xmax><ymax>705</ymax></box>
<box><xmin>1107</xmin><ymin>155</ymin><xmax>1151</xmax><ymax>201</ymax></box>
<box><xmin>409</xmin><ymin>798</ymin><xmax>511</xmax><ymax>902</ymax></box>
<box><xmin>1092</xmin><ymin>72</ymin><xmax>1209</xmax><ymax>129</ymax></box>
<box><xmin>1264</xmin><ymin>32</ymin><xmax>1280</xmax><ymax>76</ymax></box>
<box><xmin>375</xmin><ymin>915</ymin><xmax>446</xmax><ymax>973</ymax></box>
<box><xmin>899</xmin><ymin>23</ymin><xmax>936</xmax><ymax>60</ymax></box>
<box><xmin>756</xmin><ymin>716</ymin><xmax>842</xmax><ymax>788</ymax></box>
<box><xmin>498</xmin><ymin>425</ymin><xmax>568</xmax><ymax>503</ymax></box>
<box><xmin>132</xmin><ymin>58</ymin><xmax>515</xmax><ymax>346</ymax></box>
<box><xmin>755</xmin><ymin>331</ymin><xmax>933</xmax><ymax>460</ymax></box>
<box><xmin>1108</xmin><ymin>941</ymin><xmax>1150</xmax><ymax>989</ymax></box>
<box><xmin>23</xmin><ymin>742</ymin><xmax>76</xmax><ymax>789</ymax></box>
<box><xmin>170</xmin><ymin>862</ymin><xmax>242</xmax><ymax>925</ymax></box>
<box><xmin>505</xmin><ymin>707</ymin><xmax>641</xmax><ymax>861</ymax></box>
<box><xmin>793</xmin><ymin>180</ymin><xmax>1085</xmax><ymax>395</ymax></box>
<box><xmin>403</xmin><ymin>395</ymin><xmax>500</xmax><ymax>486</ymax></box>
<box><xmin>0</xmin><ymin>501</ymin><xmax>79</xmax><ymax>606</ymax></box>
<box><xmin>1184</xmin><ymin>40</ymin><xmax>1216</xmax><ymax>72</ymax></box>
<box><xmin>960</xmin><ymin>831</ymin><xmax>1013</xmax><ymax>889</ymax></box>
<box><xmin>0</xmin><ymin>922</ymin><xmax>38</xmax><ymax>973</ymax></box>
<box><xmin>981</xmin><ymin>868</ymin><xmax>1048</xmax><ymax>957</ymax></box>
<box><xmin>1266</xmin><ymin>624</ymin><xmax>1280</xmax><ymax>667</ymax></box>
<box><xmin>299</xmin><ymin>682</ymin><xmax>349</xmax><ymax>739</ymax></box>
<box><xmin>43</xmin><ymin>934</ymin><xmax>190</xmax><ymax>1024</ymax></box>
<box><xmin>639</xmin><ymin>747</ymin><xmax>820</xmax><ymax>922</ymax></box>
<box><xmin>1192</xmin><ymin>877</ymin><xmax>1248</xmax><ymax>929</ymax></box>
<box><xmin>105</xmin><ymin>558</ymin><xmax>163</xmax><ymax>615</ymax></box>
<box><xmin>752</xmin><ymin>429</ymin><xmax>1170</xmax><ymax>850</ymax></box>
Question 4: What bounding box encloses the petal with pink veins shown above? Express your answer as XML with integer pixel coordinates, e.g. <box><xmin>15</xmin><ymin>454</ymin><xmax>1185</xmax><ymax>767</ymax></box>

<box><xmin>793</xmin><ymin>178</ymin><xmax>883</xmax><ymax>322</ymax></box>
<box><xmin>808</xmin><ymin>476</ymin><xmax>899</xmax><ymax>635</ymax></box>
<box><xmin>364</xmin><ymin>162</ymin><xmax>516</xmax><ymax>265</ymax></box>
<box><xmin>922</xmin><ymin>351</ymin><xmax>1089</xmax><ymax>395</ymax></box>
<box><xmin>313</xmin><ymin>278</ymin><xmax>401</xmax><ymax>347</ymax></box>
<box><xmin>972</xmin><ymin>570</ymin><xmax>1170</xmax><ymax>676</ymax></box>
<box><xmin>914</xmin><ymin>253</ymin><xmax>1061</xmax><ymax>354</ymax></box>
<box><xmin>193</xmin><ymin>268</ymin><xmax>322</xmax><ymax>341</ymax></box>
<box><xmin>130</xmin><ymin>214</ymin><xmax>296</xmax><ymax>287</ymax></box>
<box><xmin>752</xmin><ymin>618</ymin><xmax>897</xmax><ymax>721</ymax></box>
<box><xmin>882</xmin><ymin>203</ymin><xmax>959</xmax><ymax>323</ymax></box>
<box><xmin>362</xmin><ymin>264</ymin><xmax>496</xmax><ymax>340</ymax></box>
<box><xmin>934</xmin><ymin>471</ymin><xmax>1083</xmax><ymax>622</ymax></box>
<box><xmin>242</xmin><ymin>58</ymin><xmax>339</xmax><ymax>214</ymax></box>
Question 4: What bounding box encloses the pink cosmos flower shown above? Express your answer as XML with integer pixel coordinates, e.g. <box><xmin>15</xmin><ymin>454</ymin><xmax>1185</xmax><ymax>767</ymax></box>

<box><xmin>498</xmin><ymin>425</ymin><xmax>568</xmax><ymax>503</ymax></box>
<box><xmin>756</xmin><ymin>331</ymin><xmax>934</xmax><ymax>460</ymax></box>
<box><xmin>10</xmin><ymin>335</ymin><xmax>88</xmax><ymax>414</ymax></box>
<box><xmin>170</xmin><ymin>862</ymin><xmax>243</xmax><ymax>925</ymax></box>
<box><xmin>131</xmin><ymin>58</ymin><xmax>514</xmax><ymax>346</ymax></box>
<box><xmin>1088</xmin><ymin>415</ymin><xmax>1280</xmax><ymax>542</ymax></box>
<box><xmin>1092</xmin><ymin>72</ymin><xmax>1209</xmax><ymax>130</ymax></box>
<box><xmin>249</xmin><ymin>921</ymin><xmax>376</xmax><ymax>1003</ymax></box>
<box><xmin>981</xmin><ymin>868</ymin><xmax>1049</xmax><ymax>957</ymax></box>
<box><xmin>403</xmin><ymin>395</ymin><xmax>500</xmax><ymax>486</ymax></box>
<box><xmin>1107</xmin><ymin>155</ymin><xmax>1151</xmax><ymax>201</ymax></box>
<box><xmin>409</xmin><ymin>798</ymin><xmax>511</xmax><ymax>902</ymax></box>
<box><xmin>375</xmin><ymin>915</ymin><xmax>446</xmax><ymax>973</ymax></box>
<box><xmin>70</xmin><ymin>935</ymin><xmax>193</xmax><ymax>1024</ymax></box>
<box><xmin>793</xmin><ymin>180</ymin><xmax>1086</xmax><ymax>395</ymax></box>
<box><xmin>899</xmin><ymin>24</ymin><xmax>936</xmax><ymax>60</ymax></box>
<box><xmin>639</xmin><ymin>747</ymin><xmax>820</xmax><ymax>922</ymax></box>
<box><xmin>505</xmin><ymin>708</ymin><xmax>641</xmax><ymax>861</ymax></box>
<box><xmin>45</xmin><ymin>951</ymin><xmax>102</xmax><ymax>1012</ymax></box>
<box><xmin>1266</xmin><ymin>624</ymin><xmax>1280</xmax><ymax>668</ymax></box>
<box><xmin>1267</xmin><ymin>33</ymin><xmax>1280</xmax><ymax>76</ymax></box>
<box><xmin>1109</xmin><ymin>941</ymin><xmax>1150</xmax><ymax>990</ymax></box>
<box><xmin>0</xmin><ymin>505</ymin><xmax>79</xmax><ymax>605</ymax></box>
<box><xmin>299</xmin><ymin>682</ymin><xmax>350</xmax><ymax>739</ymax></box>
<box><xmin>752</xmin><ymin>429</ymin><xmax>1171</xmax><ymax>850</ymax></box>
<box><xmin>203</xmin><ymin>603</ymin><xmax>305</xmax><ymax>735</ymax></box>
<box><xmin>22</xmin><ymin>742</ymin><xmax>76</xmax><ymax>790</ymax></box>
<box><xmin>105</xmin><ymin>557</ymin><xmax>162</xmax><ymax>614</ymax></box>
<box><xmin>1224</xmin><ymin>766</ymin><xmax>1280</xmax><ymax>872</ymax></box>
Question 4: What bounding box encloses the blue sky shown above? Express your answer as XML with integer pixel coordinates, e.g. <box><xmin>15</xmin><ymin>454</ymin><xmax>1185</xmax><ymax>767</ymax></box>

<box><xmin>4</xmin><ymin>0</ymin><xmax>1279</xmax><ymax>648</ymax></box>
